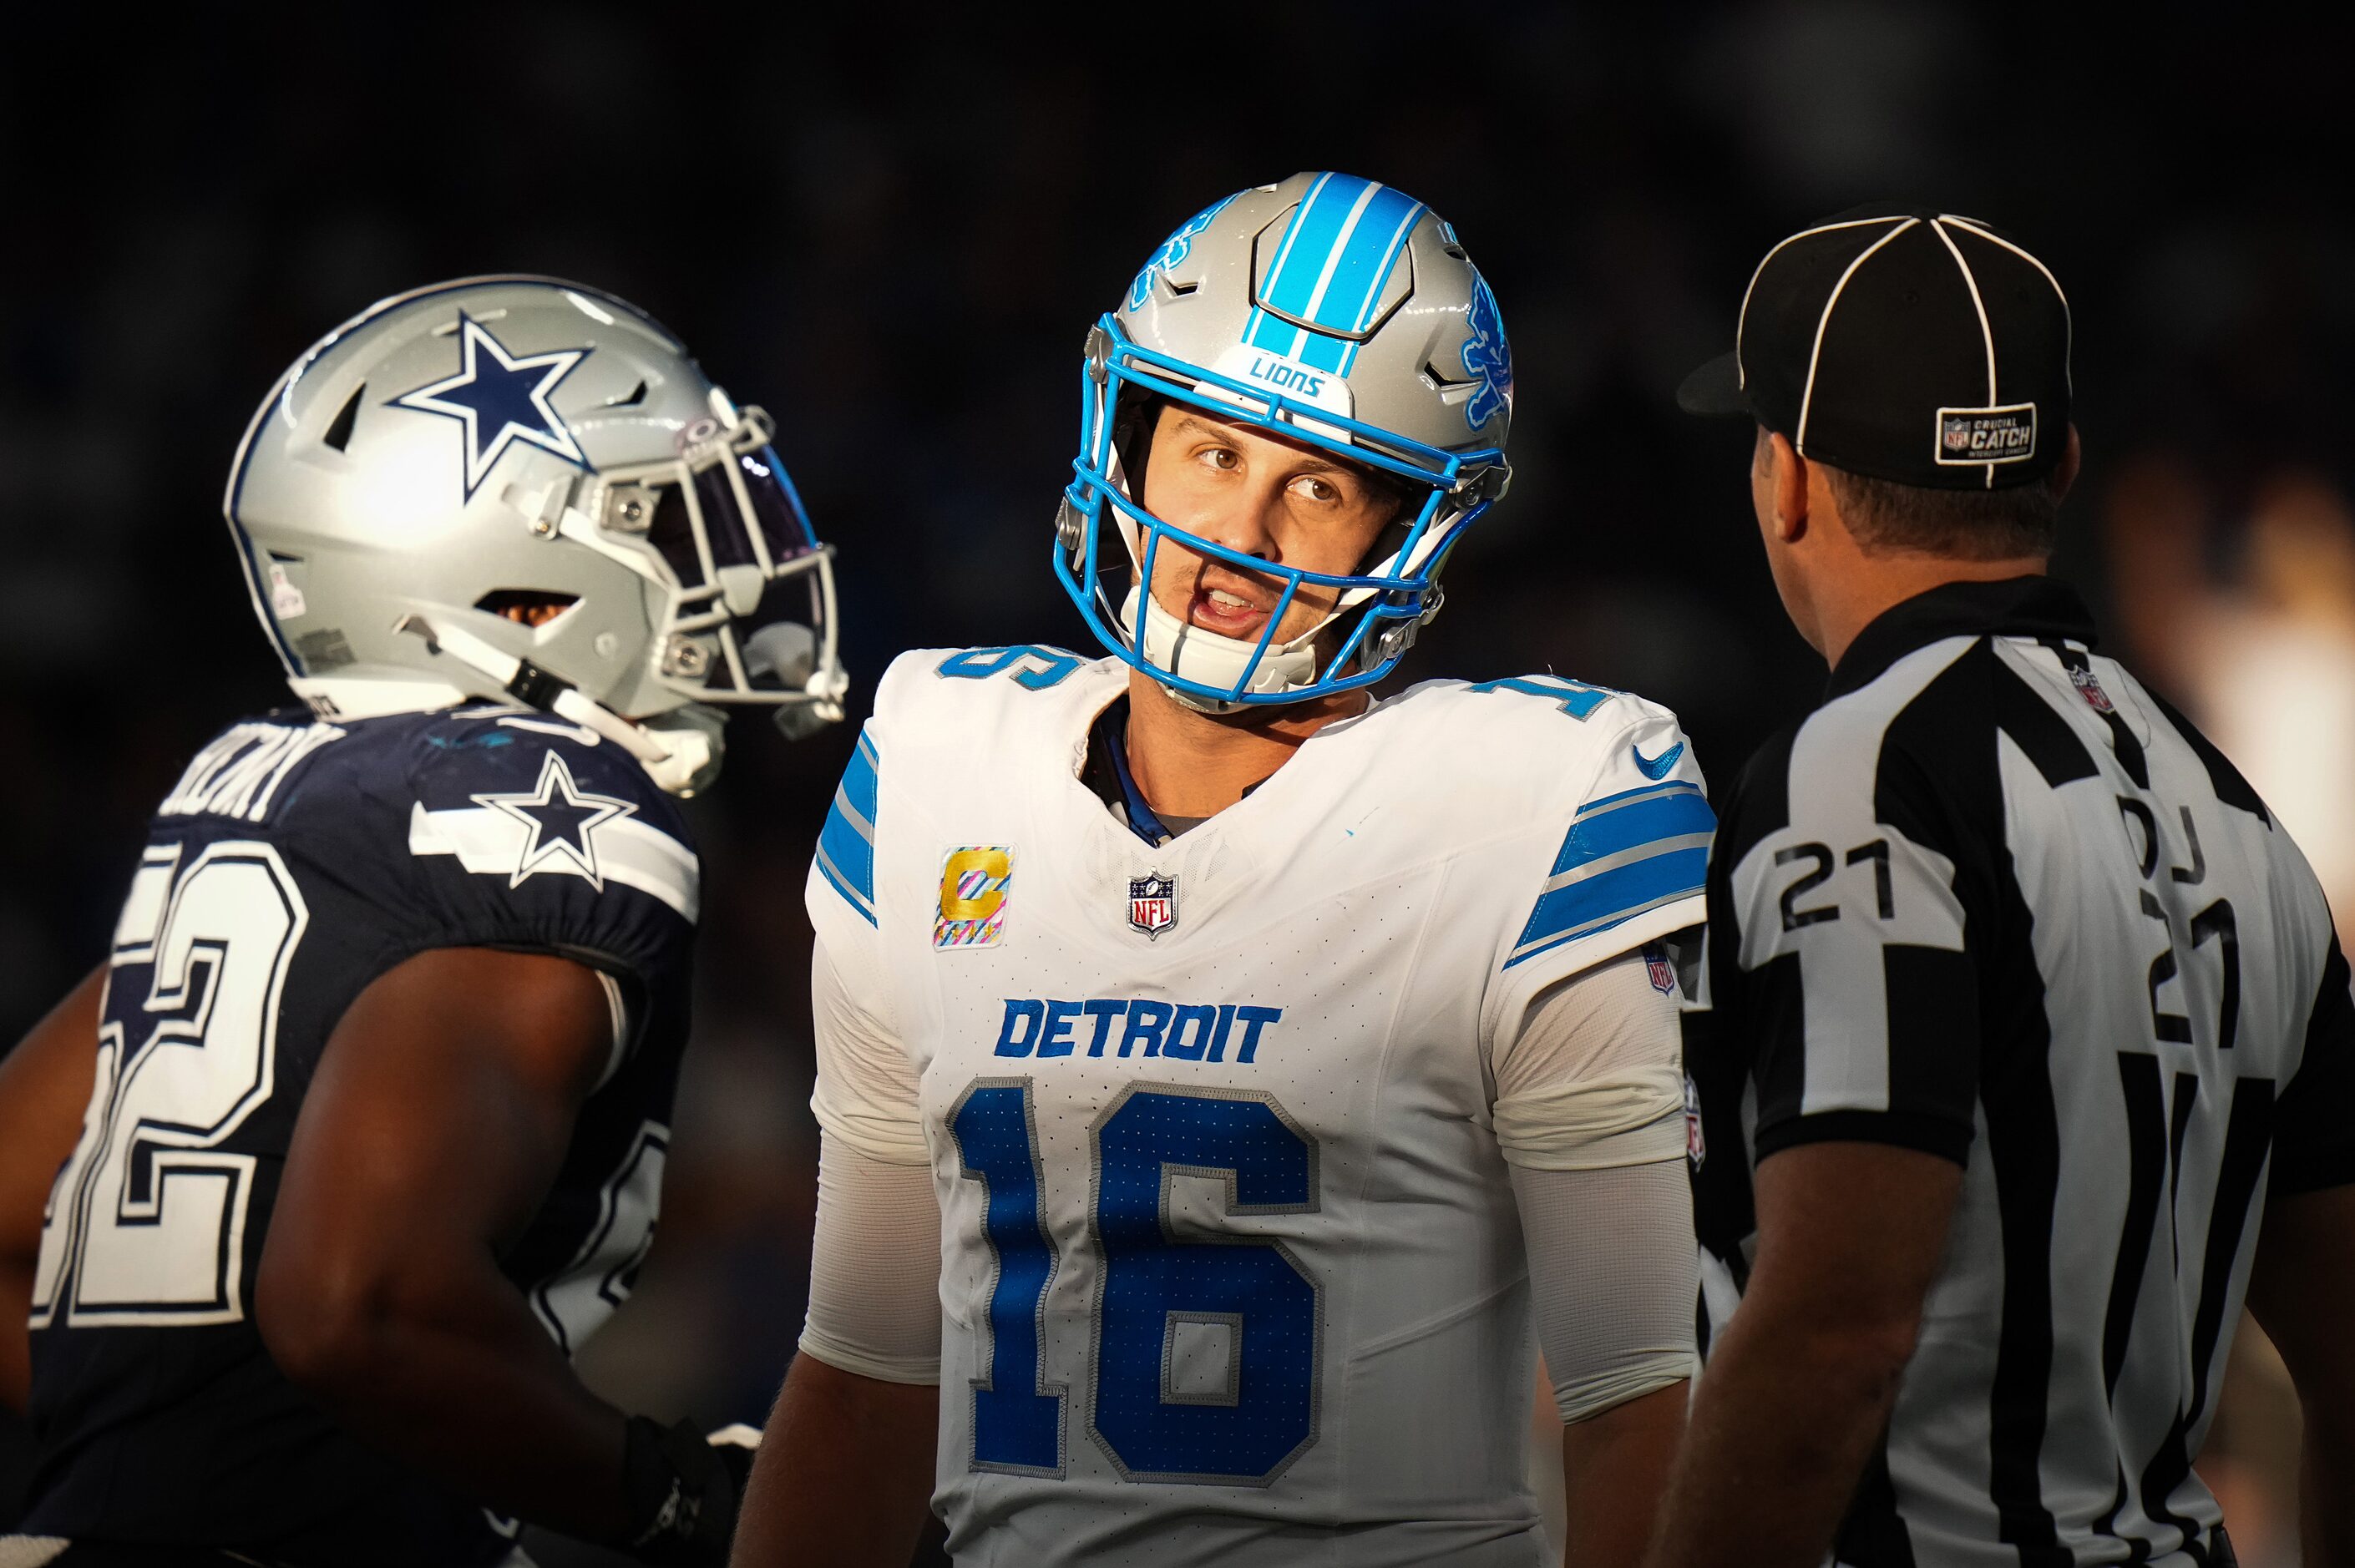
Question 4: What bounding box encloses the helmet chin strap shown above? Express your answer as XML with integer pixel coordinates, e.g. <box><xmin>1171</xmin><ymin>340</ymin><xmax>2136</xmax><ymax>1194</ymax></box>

<box><xmin>393</xmin><ymin>615</ymin><xmax>720</xmax><ymax>796</ymax></box>
<box><xmin>1117</xmin><ymin>586</ymin><xmax>1321</xmax><ymax>713</ymax></box>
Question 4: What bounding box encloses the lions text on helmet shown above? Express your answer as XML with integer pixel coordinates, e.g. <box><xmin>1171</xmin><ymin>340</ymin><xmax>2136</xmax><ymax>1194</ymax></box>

<box><xmin>1056</xmin><ymin>172</ymin><xmax>1513</xmax><ymax>712</ymax></box>
<box><xmin>225</xmin><ymin>276</ymin><xmax>848</xmax><ymax>792</ymax></box>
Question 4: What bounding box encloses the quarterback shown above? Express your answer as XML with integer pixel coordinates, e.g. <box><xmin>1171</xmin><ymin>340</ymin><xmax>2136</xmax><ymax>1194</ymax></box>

<box><xmin>0</xmin><ymin>278</ymin><xmax>846</xmax><ymax>1565</ymax></box>
<box><xmin>736</xmin><ymin>175</ymin><xmax>1709</xmax><ymax>1567</ymax></box>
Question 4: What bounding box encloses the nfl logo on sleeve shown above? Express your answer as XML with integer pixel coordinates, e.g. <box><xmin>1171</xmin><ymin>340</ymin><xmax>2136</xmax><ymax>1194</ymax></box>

<box><xmin>1128</xmin><ymin>873</ymin><xmax>1178</xmax><ymax>939</ymax></box>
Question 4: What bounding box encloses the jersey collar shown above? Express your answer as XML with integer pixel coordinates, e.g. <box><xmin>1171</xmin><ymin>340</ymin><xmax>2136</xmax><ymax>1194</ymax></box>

<box><xmin>1826</xmin><ymin>574</ymin><xmax>2098</xmax><ymax>701</ymax></box>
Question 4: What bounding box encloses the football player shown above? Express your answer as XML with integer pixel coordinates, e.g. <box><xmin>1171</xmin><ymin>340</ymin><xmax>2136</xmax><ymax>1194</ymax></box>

<box><xmin>735</xmin><ymin>175</ymin><xmax>1710</xmax><ymax>1566</ymax></box>
<box><xmin>0</xmin><ymin>277</ymin><xmax>848</xmax><ymax>1566</ymax></box>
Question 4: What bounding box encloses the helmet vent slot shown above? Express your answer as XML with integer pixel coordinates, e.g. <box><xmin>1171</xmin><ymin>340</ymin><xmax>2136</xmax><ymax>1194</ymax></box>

<box><xmin>605</xmin><ymin>379</ymin><xmax>648</xmax><ymax>408</ymax></box>
<box><xmin>1421</xmin><ymin>360</ymin><xmax>1471</xmax><ymax>392</ymax></box>
<box><xmin>322</xmin><ymin>384</ymin><xmax>365</xmax><ymax>452</ymax></box>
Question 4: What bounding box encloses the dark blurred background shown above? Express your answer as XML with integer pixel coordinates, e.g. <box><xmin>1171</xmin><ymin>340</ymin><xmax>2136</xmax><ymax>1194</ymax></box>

<box><xmin>3</xmin><ymin>5</ymin><xmax>2349</xmax><ymax>1562</ymax></box>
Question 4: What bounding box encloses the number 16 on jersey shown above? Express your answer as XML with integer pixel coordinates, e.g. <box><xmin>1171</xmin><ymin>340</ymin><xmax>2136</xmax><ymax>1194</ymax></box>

<box><xmin>949</xmin><ymin>1078</ymin><xmax>1322</xmax><ymax>1485</ymax></box>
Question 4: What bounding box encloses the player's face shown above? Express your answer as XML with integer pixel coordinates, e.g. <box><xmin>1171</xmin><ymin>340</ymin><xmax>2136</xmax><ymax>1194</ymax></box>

<box><xmin>1138</xmin><ymin>405</ymin><xmax>1400</xmax><ymax>648</ymax></box>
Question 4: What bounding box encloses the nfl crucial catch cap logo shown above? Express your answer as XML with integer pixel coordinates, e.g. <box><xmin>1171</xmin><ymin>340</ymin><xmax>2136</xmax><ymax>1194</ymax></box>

<box><xmin>937</xmin><ymin>846</ymin><xmax>1013</xmax><ymax>949</ymax></box>
<box><xmin>1937</xmin><ymin>403</ymin><xmax>2038</xmax><ymax>467</ymax></box>
<box><xmin>1677</xmin><ymin>204</ymin><xmax>2070</xmax><ymax>492</ymax></box>
<box><xmin>1128</xmin><ymin>873</ymin><xmax>1178</xmax><ymax>939</ymax></box>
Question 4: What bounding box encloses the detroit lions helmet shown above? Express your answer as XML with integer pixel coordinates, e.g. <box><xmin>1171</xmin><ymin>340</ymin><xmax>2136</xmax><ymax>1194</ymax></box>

<box><xmin>225</xmin><ymin>276</ymin><xmax>847</xmax><ymax>794</ymax></box>
<box><xmin>1055</xmin><ymin>172</ymin><xmax>1513</xmax><ymax>711</ymax></box>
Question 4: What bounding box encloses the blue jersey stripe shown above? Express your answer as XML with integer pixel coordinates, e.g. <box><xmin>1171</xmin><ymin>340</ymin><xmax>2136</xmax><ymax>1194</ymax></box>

<box><xmin>1513</xmin><ymin>845</ymin><xmax>1708</xmax><ymax>958</ymax></box>
<box><xmin>818</xmin><ymin>797</ymin><xmax>874</xmax><ymax>905</ymax></box>
<box><xmin>814</xmin><ymin>838</ymin><xmax>876</xmax><ymax>925</ymax></box>
<box><xmin>1578</xmin><ymin>778</ymin><xmax>1699</xmax><ymax>817</ymax></box>
<box><xmin>1551</xmin><ymin>789</ymin><xmax>1717</xmax><ymax>875</ymax></box>
<box><xmin>815</xmin><ymin>726</ymin><xmax>879</xmax><ymax>918</ymax></box>
<box><xmin>1502</xmin><ymin>888</ymin><xmax>1695</xmax><ymax>970</ymax></box>
<box><xmin>843</xmin><ymin>728</ymin><xmax>879</xmax><ymax>822</ymax></box>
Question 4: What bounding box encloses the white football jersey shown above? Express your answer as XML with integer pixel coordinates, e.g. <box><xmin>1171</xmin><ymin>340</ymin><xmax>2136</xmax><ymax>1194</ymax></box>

<box><xmin>806</xmin><ymin>645</ymin><xmax>1711</xmax><ymax>1566</ymax></box>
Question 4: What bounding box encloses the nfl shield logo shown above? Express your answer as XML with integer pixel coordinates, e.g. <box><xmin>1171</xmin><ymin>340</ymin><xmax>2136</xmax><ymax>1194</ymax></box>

<box><xmin>1128</xmin><ymin>873</ymin><xmax>1178</xmax><ymax>939</ymax></box>
<box><xmin>2069</xmin><ymin>663</ymin><xmax>2116</xmax><ymax>714</ymax></box>
<box><xmin>1643</xmin><ymin>940</ymin><xmax>1677</xmax><ymax>996</ymax></box>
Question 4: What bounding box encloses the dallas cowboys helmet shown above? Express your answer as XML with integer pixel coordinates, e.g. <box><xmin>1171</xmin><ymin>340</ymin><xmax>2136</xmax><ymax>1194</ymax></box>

<box><xmin>1055</xmin><ymin>172</ymin><xmax>1513</xmax><ymax>711</ymax></box>
<box><xmin>225</xmin><ymin>276</ymin><xmax>847</xmax><ymax>794</ymax></box>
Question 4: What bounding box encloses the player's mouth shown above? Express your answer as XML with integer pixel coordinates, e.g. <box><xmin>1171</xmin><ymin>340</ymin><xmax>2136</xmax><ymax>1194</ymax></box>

<box><xmin>1186</xmin><ymin>581</ymin><xmax>1274</xmax><ymax>638</ymax></box>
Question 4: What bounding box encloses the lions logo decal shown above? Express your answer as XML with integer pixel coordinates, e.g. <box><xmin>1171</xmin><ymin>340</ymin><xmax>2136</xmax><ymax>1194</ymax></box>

<box><xmin>1127</xmin><ymin>193</ymin><xmax>1239</xmax><ymax>312</ymax></box>
<box><xmin>1461</xmin><ymin>271</ymin><xmax>1513</xmax><ymax>432</ymax></box>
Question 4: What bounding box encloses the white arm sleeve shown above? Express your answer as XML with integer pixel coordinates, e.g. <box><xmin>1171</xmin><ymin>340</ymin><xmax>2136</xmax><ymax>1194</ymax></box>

<box><xmin>795</xmin><ymin>926</ymin><xmax>944</xmax><ymax>1382</ymax></box>
<box><xmin>798</xmin><ymin>1131</ymin><xmax>944</xmax><ymax>1384</ymax></box>
<box><xmin>1490</xmin><ymin>945</ymin><xmax>1689</xmax><ymax>1170</ymax></box>
<box><xmin>1511</xmin><ymin>1160</ymin><xmax>1699</xmax><ymax>1424</ymax></box>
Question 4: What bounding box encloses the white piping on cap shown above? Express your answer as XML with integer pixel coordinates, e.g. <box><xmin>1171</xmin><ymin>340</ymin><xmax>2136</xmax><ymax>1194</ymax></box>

<box><xmin>1941</xmin><ymin>215</ymin><xmax>2073</xmax><ymax>397</ymax></box>
<box><xmin>1735</xmin><ymin>215</ymin><xmax>1912</xmax><ymax>393</ymax></box>
<box><xmin>1795</xmin><ymin>217</ymin><xmax>1919</xmax><ymax>455</ymax></box>
<box><xmin>1928</xmin><ymin>217</ymin><xmax>2001</xmax><ymax>489</ymax></box>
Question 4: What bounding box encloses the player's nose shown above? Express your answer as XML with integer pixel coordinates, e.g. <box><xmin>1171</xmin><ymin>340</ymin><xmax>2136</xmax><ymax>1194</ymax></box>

<box><xmin>1181</xmin><ymin>478</ymin><xmax>1284</xmax><ymax>567</ymax></box>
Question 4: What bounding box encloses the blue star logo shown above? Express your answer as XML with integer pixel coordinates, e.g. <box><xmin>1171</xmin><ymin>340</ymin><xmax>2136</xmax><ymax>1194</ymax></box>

<box><xmin>391</xmin><ymin>314</ymin><xmax>592</xmax><ymax>498</ymax></box>
<box><xmin>472</xmin><ymin>751</ymin><xmax>636</xmax><ymax>888</ymax></box>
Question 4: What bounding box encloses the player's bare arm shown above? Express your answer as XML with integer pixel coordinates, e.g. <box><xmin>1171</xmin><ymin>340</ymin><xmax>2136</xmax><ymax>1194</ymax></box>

<box><xmin>0</xmin><ymin>966</ymin><xmax>104</xmax><ymax>1413</ymax></box>
<box><xmin>2248</xmin><ymin>1177</ymin><xmax>2355</xmax><ymax>1561</ymax></box>
<box><xmin>1644</xmin><ymin>1142</ymin><xmax>1962</xmax><ymax>1568</ymax></box>
<box><xmin>734</xmin><ymin>1353</ymin><xmax>935</xmax><ymax>1565</ymax></box>
<box><xmin>1562</xmin><ymin>1382</ymin><xmax>1686</xmax><ymax>1568</ymax></box>
<box><xmin>256</xmin><ymin>945</ymin><xmax>638</xmax><ymax>1538</ymax></box>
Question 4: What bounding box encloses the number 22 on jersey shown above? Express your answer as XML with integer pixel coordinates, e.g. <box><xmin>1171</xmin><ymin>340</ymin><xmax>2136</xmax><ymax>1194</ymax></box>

<box><xmin>950</xmin><ymin>1079</ymin><xmax>1321</xmax><ymax>1484</ymax></box>
<box><xmin>32</xmin><ymin>842</ymin><xmax>306</xmax><ymax>1328</ymax></box>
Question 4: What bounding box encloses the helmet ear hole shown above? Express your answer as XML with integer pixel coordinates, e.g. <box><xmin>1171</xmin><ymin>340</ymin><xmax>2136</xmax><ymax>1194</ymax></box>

<box><xmin>1112</xmin><ymin>391</ymin><xmax>1161</xmax><ymax>498</ymax></box>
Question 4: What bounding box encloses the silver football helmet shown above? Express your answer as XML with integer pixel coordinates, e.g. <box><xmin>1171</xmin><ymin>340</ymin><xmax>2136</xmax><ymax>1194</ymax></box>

<box><xmin>1055</xmin><ymin>172</ymin><xmax>1513</xmax><ymax>711</ymax></box>
<box><xmin>225</xmin><ymin>276</ymin><xmax>847</xmax><ymax>794</ymax></box>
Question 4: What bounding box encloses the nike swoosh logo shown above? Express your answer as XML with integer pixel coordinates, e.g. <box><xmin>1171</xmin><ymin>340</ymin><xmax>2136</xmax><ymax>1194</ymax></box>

<box><xmin>1632</xmin><ymin>741</ymin><xmax>1684</xmax><ymax>780</ymax></box>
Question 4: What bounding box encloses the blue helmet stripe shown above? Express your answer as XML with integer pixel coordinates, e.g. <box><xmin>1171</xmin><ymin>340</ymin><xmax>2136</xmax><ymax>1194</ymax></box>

<box><xmin>1258</xmin><ymin>173</ymin><xmax>1362</xmax><ymax>324</ymax></box>
<box><xmin>1296</xmin><ymin>332</ymin><xmax>1350</xmax><ymax>374</ymax></box>
<box><xmin>1243</xmin><ymin>175</ymin><xmax>1425</xmax><ymax>377</ymax></box>
<box><xmin>1305</xmin><ymin>186</ymin><xmax>1423</xmax><ymax>334</ymax></box>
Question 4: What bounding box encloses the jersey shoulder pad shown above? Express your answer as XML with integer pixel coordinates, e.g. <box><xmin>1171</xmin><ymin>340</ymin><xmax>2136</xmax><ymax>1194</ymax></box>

<box><xmin>396</xmin><ymin>706</ymin><xmax>701</xmax><ymax>932</ymax></box>
<box><xmin>149</xmin><ymin>707</ymin><xmax>352</xmax><ymax>827</ymax></box>
<box><xmin>870</xmin><ymin>644</ymin><xmax>1122</xmax><ymax>761</ymax></box>
<box><xmin>1383</xmin><ymin>674</ymin><xmax>1707</xmax><ymax>817</ymax></box>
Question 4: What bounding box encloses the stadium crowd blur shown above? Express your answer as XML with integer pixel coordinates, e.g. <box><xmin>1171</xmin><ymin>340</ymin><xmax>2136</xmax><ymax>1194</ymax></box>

<box><xmin>2</xmin><ymin>7</ymin><xmax>2346</xmax><ymax>1562</ymax></box>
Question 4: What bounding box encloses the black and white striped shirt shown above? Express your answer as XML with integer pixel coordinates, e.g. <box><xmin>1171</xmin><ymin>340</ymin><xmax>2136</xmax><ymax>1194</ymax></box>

<box><xmin>1689</xmin><ymin>576</ymin><xmax>2355</xmax><ymax>1567</ymax></box>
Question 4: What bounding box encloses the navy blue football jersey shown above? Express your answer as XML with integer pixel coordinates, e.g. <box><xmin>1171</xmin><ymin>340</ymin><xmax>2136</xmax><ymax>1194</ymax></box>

<box><xmin>23</xmin><ymin>703</ymin><xmax>700</xmax><ymax>1564</ymax></box>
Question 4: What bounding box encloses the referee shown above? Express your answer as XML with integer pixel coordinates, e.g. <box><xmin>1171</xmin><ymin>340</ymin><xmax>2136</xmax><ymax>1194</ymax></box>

<box><xmin>1647</xmin><ymin>205</ymin><xmax>2355</xmax><ymax>1568</ymax></box>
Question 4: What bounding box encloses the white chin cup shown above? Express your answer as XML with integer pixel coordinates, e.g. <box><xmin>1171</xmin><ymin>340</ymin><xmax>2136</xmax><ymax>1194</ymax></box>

<box><xmin>637</xmin><ymin>706</ymin><xmax>727</xmax><ymax>797</ymax></box>
<box><xmin>1119</xmin><ymin>587</ymin><xmax>1319</xmax><ymax>712</ymax></box>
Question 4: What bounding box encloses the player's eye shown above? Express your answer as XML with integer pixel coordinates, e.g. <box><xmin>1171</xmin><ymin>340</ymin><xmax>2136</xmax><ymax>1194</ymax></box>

<box><xmin>1197</xmin><ymin>446</ymin><xmax>1240</xmax><ymax>472</ymax></box>
<box><xmin>1294</xmin><ymin>475</ymin><xmax>1342</xmax><ymax>505</ymax></box>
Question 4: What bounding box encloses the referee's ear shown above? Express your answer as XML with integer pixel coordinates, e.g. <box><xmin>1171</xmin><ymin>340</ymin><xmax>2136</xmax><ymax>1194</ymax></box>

<box><xmin>1751</xmin><ymin>424</ymin><xmax>1811</xmax><ymax>545</ymax></box>
<box><xmin>2054</xmin><ymin>424</ymin><xmax>2083</xmax><ymax>503</ymax></box>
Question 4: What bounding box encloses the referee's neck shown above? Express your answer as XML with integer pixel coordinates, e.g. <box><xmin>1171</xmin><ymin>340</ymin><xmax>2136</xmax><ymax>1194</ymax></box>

<box><xmin>1808</xmin><ymin>553</ymin><xmax>2051</xmax><ymax>671</ymax></box>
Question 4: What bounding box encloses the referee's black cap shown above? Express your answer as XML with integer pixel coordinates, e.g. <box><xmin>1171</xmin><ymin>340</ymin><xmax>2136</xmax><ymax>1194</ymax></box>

<box><xmin>1677</xmin><ymin>204</ymin><xmax>2072</xmax><ymax>490</ymax></box>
